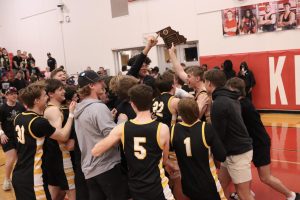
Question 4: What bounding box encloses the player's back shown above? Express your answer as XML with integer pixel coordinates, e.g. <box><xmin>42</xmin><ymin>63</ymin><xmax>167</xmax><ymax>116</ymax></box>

<box><xmin>152</xmin><ymin>92</ymin><xmax>174</xmax><ymax>127</ymax></box>
<box><xmin>123</xmin><ymin>119</ymin><xmax>170</xmax><ymax>200</ymax></box>
<box><xmin>171</xmin><ymin>121</ymin><xmax>226</xmax><ymax>200</ymax></box>
<box><xmin>13</xmin><ymin>111</ymin><xmax>44</xmax><ymax>184</ymax></box>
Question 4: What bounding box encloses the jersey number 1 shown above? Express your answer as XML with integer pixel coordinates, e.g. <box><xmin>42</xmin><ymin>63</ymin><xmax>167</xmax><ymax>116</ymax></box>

<box><xmin>16</xmin><ymin>125</ymin><xmax>25</xmax><ymax>144</ymax></box>
<box><xmin>134</xmin><ymin>137</ymin><xmax>146</xmax><ymax>160</ymax></box>
<box><xmin>184</xmin><ymin>137</ymin><xmax>192</xmax><ymax>157</ymax></box>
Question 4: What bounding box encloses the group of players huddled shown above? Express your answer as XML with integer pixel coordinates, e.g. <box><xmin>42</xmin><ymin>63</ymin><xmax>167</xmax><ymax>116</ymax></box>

<box><xmin>0</xmin><ymin>36</ymin><xmax>299</xmax><ymax>200</ymax></box>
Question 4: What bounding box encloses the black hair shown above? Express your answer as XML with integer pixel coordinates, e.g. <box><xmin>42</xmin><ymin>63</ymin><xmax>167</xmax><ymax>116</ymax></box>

<box><xmin>127</xmin><ymin>54</ymin><xmax>151</xmax><ymax>66</ymax></box>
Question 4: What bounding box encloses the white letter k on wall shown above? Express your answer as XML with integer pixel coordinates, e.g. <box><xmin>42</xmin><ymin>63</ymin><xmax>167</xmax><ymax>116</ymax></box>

<box><xmin>269</xmin><ymin>56</ymin><xmax>288</xmax><ymax>105</ymax></box>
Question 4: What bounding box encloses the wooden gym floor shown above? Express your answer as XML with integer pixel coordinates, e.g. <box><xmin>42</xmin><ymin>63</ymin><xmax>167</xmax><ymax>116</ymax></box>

<box><xmin>0</xmin><ymin>113</ymin><xmax>300</xmax><ymax>200</ymax></box>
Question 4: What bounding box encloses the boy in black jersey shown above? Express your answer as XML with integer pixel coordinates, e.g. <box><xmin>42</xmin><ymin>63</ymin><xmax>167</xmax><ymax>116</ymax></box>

<box><xmin>169</xmin><ymin>44</ymin><xmax>211</xmax><ymax>123</ymax></box>
<box><xmin>152</xmin><ymin>71</ymin><xmax>180</xmax><ymax>127</ymax></box>
<box><xmin>171</xmin><ymin>98</ymin><xmax>227</xmax><ymax>200</ymax></box>
<box><xmin>13</xmin><ymin>83</ymin><xmax>76</xmax><ymax>200</ymax></box>
<box><xmin>92</xmin><ymin>84</ymin><xmax>175</xmax><ymax>200</ymax></box>
<box><xmin>43</xmin><ymin>79</ymin><xmax>75</xmax><ymax>200</ymax></box>
<box><xmin>152</xmin><ymin>71</ymin><xmax>188</xmax><ymax>200</ymax></box>
<box><xmin>226</xmin><ymin>77</ymin><xmax>300</xmax><ymax>200</ymax></box>
<box><xmin>0</xmin><ymin>87</ymin><xmax>25</xmax><ymax>191</ymax></box>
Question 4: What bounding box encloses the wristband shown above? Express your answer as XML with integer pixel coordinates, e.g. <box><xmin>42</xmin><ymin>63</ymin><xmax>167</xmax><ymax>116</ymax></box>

<box><xmin>68</xmin><ymin>113</ymin><xmax>74</xmax><ymax>119</ymax></box>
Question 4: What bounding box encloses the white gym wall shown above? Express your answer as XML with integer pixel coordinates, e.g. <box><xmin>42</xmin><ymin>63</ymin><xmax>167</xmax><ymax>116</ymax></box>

<box><xmin>0</xmin><ymin>0</ymin><xmax>299</xmax><ymax>74</ymax></box>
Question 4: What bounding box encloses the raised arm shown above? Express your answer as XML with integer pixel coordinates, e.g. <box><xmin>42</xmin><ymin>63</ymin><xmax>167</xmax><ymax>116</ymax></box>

<box><xmin>127</xmin><ymin>36</ymin><xmax>158</xmax><ymax>77</ymax></box>
<box><xmin>169</xmin><ymin>44</ymin><xmax>188</xmax><ymax>83</ymax></box>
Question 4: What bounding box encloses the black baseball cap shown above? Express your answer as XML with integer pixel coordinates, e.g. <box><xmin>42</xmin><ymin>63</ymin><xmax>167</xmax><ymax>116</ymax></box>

<box><xmin>5</xmin><ymin>87</ymin><xmax>18</xmax><ymax>95</ymax></box>
<box><xmin>78</xmin><ymin>70</ymin><xmax>104</xmax><ymax>88</ymax></box>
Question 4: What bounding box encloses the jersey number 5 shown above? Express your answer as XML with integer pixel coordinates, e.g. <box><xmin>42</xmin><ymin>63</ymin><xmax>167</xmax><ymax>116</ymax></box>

<box><xmin>184</xmin><ymin>137</ymin><xmax>192</xmax><ymax>157</ymax></box>
<box><xmin>16</xmin><ymin>125</ymin><xmax>25</xmax><ymax>144</ymax></box>
<box><xmin>134</xmin><ymin>137</ymin><xmax>146</xmax><ymax>160</ymax></box>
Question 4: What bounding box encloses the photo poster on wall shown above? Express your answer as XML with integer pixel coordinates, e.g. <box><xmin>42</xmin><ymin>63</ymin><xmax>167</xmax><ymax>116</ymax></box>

<box><xmin>222</xmin><ymin>8</ymin><xmax>240</xmax><ymax>36</ymax></box>
<box><xmin>277</xmin><ymin>0</ymin><xmax>298</xmax><ymax>30</ymax></box>
<box><xmin>257</xmin><ymin>2</ymin><xmax>278</xmax><ymax>32</ymax></box>
<box><xmin>239</xmin><ymin>5</ymin><xmax>259</xmax><ymax>35</ymax></box>
<box><xmin>222</xmin><ymin>0</ymin><xmax>300</xmax><ymax>37</ymax></box>
<box><xmin>298</xmin><ymin>0</ymin><xmax>300</xmax><ymax>27</ymax></box>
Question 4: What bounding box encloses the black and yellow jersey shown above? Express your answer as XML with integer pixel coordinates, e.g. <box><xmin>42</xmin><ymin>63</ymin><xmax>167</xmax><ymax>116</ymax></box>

<box><xmin>122</xmin><ymin>119</ymin><xmax>170</xmax><ymax>200</ymax></box>
<box><xmin>195</xmin><ymin>90</ymin><xmax>209</xmax><ymax>122</ymax></box>
<box><xmin>171</xmin><ymin>121</ymin><xmax>226</xmax><ymax>200</ymax></box>
<box><xmin>43</xmin><ymin>104</ymin><xmax>75</xmax><ymax>190</ymax></box>
<box><xmin>151</xmin><ymin>92</ymin><xmax>175</xmax><ymax>127</ymax></box>
<box><xmin>13</xmin><ymin>111</ymin><xmax>56</xmax><ymax>200</ymax></box>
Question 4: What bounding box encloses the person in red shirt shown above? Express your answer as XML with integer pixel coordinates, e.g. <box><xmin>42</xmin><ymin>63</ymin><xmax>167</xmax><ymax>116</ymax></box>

<box><xmin>223</xmin><ymin>10</ymin><xmax>238</xmax><ymax>36</ymax></box>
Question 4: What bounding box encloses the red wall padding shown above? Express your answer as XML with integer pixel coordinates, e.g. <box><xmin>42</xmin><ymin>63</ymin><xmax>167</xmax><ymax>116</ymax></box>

<box><xmin>200</xmin><ymin>49</ymin><xmax>300</xmax><ymax>111</ymax></box>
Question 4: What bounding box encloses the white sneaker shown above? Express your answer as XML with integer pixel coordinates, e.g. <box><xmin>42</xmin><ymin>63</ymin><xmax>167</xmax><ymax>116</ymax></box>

<box><xmin>2</xmin><ymin>179</ymin><xmax>12</xmax><ymax>191</ymax></box>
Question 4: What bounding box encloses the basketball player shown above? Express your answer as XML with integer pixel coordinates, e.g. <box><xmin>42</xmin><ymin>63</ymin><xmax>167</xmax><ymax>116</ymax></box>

<box><xmin>151</xmin><ymin>71</ymin><xmax>188</xmax><ymax>200</ymax></box>
<box><xmin>92</xmin><ymin>84</ymin><xmax>175</xmax><ymax>200</ymax></box>
<box><xmin>171</xmin><ymin>98</ymin><xmax>227</xmax><ymax>200</ymax></box>
<box><xmin>152</xmin><ymin>71</ymin><xmax>180</xmax><ymax>127</ymax></box>
<box><xmin>0</xmin><ymin>87</ymin><xmax>25</xmax><ymax>191</ymax></box>
<box><xmin>12</xmin><ymin>83</ymin><xmax>76</xmax><ymax>200</ymax></box>
<box><xmin>43</xmin><ymin>79</ymin><xmax>76</xmax><ymax>200</ymax></box>
<box><xmin>169</xmin><ymin>44</ymin><xmax>211</xmax><ymax>123</ymax></box>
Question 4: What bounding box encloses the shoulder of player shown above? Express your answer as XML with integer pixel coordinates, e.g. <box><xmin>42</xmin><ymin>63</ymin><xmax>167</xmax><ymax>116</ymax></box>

<box><xmin>44</xmin><ymin>105</ymin><xmax>61</xmax><ymax>114</ymax></box>
<box><xmin>196</xmin><ymin>91</ymin><xmax>208</xmax><ymax>98</ymax></box>
<box><xmin>159</xmin><ymin>123</ymin><xmax>169</xmax><ymax>135</ymax></box>
<box><xmin>44</xmin><ymin>106</ymin><xmax>62</xmax><ymax>118</ymax></box>
<box><xmin>169</xmin><ymin>96</ymin><xmax>179</xmax><ymax>106</ymax></box>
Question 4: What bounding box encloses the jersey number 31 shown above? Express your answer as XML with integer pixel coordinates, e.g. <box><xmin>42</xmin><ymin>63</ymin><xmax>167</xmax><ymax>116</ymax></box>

<box><xmin>16</xmin><ymin>125</ymin><xmax>25</xmax><ymax>144</ymax></box>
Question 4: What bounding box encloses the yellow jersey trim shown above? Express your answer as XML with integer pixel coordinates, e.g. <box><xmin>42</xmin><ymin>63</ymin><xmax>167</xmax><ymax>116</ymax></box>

<box><xmin>202</xmin><ymin>122</ymin><xmax>209</xmax><ymax>149</ymax></box>
<box><xmin>130</xmin><ymin>119</ymin><xmax>155</xmax><ymax>125</ymax></box>
<box><xmin>156</xmin><ymin>123</ymin><xmax>163</xmax><ymax>150</ymax></box>
<box><xmin>121</xmin><ymin>123</ymin><xmax>125</xmax><ymax>149</ymax></box>
<box><xmin>170</xmin><ymin>125</ymin><xmax>175</xmax><ymax>146</ymax></box>
<box><xmin>179</xmin><ymin>120</ymin><xmax>200</xmax><ymax>127</ymax></box>
<box><xmin>167</xmin><ymin>96</ymin><xmax>174</xmax><ymax>113</ymax></box>
<box><xmin>28</xmin><ymin>116</ymin><xmax>40</xmax><ymax>140</ymax></box>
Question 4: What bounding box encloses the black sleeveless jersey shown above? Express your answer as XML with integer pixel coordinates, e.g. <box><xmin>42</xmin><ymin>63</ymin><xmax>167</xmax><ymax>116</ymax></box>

<box><xmin>152</xmin><ymin>92</ymin><xmax>174</xmax><ymax>127</ymax></box>
<box><xmin>43</xmin><ymin>104</ymin><xmax>75</xmax><ymax>189</ymax></box>
<box><xmin>195</xmin><ymin>90</ymin><xmax>208</xmax><ymax>122</ymax></box>
<box><xmin>171</xmin><ymin>121</ymin><xmax>226</xmax><ymax>200</ymax></box>
<box><xmin>282</xmin><ymin>12</ymin><xmax>296</xmax><ymax>29</ymax></box>
<box><xmin>13</xmin><ymin>111</ymin><xmax>55</xmax><ymax>199</ymax></box>
<box><xmin>122</xmin><ymin>120</ymin><xmax>169</xmax><ymax>199</ymax></box>
<box><xmin>262</xmin><ymin>14</ymin><xmax>275</xmax><ymax>32</ymax></box>
<box><xmin>44</xmin><ymin>104</ymin><xmax>64</xmax><ymax>164</ymax></box>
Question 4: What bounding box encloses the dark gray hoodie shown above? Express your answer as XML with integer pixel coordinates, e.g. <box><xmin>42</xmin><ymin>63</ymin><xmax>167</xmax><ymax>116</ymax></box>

<box><xmin>74</xmin><ymin>98</ymin><xmax>120</xmax><ymax>179</ymax></box>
